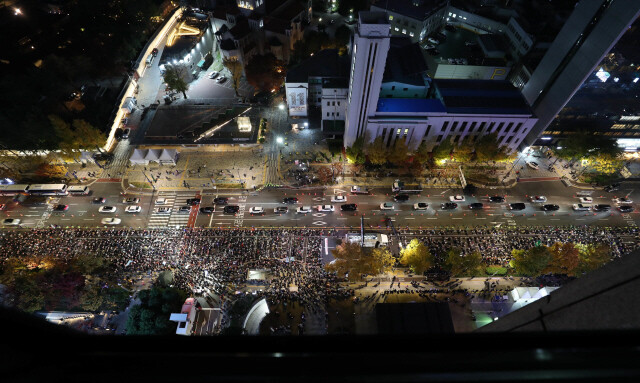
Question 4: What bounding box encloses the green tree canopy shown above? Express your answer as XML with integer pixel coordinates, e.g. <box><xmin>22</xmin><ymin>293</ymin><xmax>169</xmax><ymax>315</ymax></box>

<box><xmin>575</xmin><ymin>243</ymin><xmax>611</xmax><ymax>275</ymax></box>
<box><xmin>126</xmin><ymin>287</ymin><xmax>188</xmax><ymax>335</ymax></box>
<box><xmin>366</xmin><ymin>136</ymin><xmax>388</xmax><ymax>165</ymax></box>
<box><xmin>432</xmin><ymin>138</ymin><xmax>454</xmax><ymax>162</ymax></box>
<box><xmin>444</xmin><ymin>248</ymin><xmax>482</xmax><ymax>276</ymax></box>
<box><xmin>326</xmin><ymin>242</ymin><xmax>392</xmax><ymax>281</ymax></box>
<box><xmin>388</xmin><ymin>140</ymin><xmax>410</xmax><ymax>166</ymax></box>
<box><xmin>346</xmin><ymin>136</ymin><xmax>366</xmax><ymax>164</ymax></box>
<box><xmin>510</xmin><ymin>245</ymin><xmax>552</xmax><ymax>276</ymax></box>
<box><xmin>222</xmin><ymin>57</ymin><xmax>243</xmax><ymax>96</ymax></box>
<box><xmin>452</xmin><ymin>138</ymin><xmax>474</xmax><ymax>162</ymax></box>
<box><xmin>475</xmin><ymin>132</ymin><xmax>510</xmax><ymax>162</ymax></box>
<box><xmin>399</xmin><ymin>239</ymin><xmax>434</xmax><ymax>274</ymax></box>
<box><xmin>413</xmin><ymin>141</ymin><xmax>430</xmax><ymax>165</ymax></box>
<box><xmin>545</xmin><ymin>242</ymin><xmax>580</xmax><ymax>276</ymax></box>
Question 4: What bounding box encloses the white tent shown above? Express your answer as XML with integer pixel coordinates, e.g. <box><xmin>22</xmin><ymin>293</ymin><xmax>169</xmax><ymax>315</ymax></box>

<box><xmin>144</xmin><ymin>149</ymin><xmax>162</xmax><ymax>163</ymax></box>
<box><xmin>129</xmin><ymin>149</ymin><xmax>148</xmax><ymax>165</ymax></box>
<box><xmin>79</xmin><ymin>151</ymin><xmax>94</xmax><ymax>164</ymax></box>
<box><xmin>158</xmin><ymin>149</ymin><xmax>178</xmax><ymax>165</ymax></box>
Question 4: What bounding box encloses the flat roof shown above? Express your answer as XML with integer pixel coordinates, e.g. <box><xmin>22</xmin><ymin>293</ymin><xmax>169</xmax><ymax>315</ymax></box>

<box><xmin>383</xmin><ymin>38</ymin><xmax>428</xmax><ymax>85</ymax></box>
<box><xmin>286</xmin><ymin>49</ymin><xmax>350</xmax><ymax>83</ymax></box>
<box><xmin>371</xmin><ymin>0</ymin><xmax>448</xmax><ymax>21</ymax></box>
<box><xmin>434</xmin><ymin>79</ymin><xmax>533</xmax><ymax>115</ymax></box>
<box><xmin>376</xmin><ymin>98</ymin><xmax>446</xmax><ymax>114</ymax></box>
<box><xmin>359</xmin><ymin>11</ymin><xmax>388</xmax><ymax>24</ymax></box>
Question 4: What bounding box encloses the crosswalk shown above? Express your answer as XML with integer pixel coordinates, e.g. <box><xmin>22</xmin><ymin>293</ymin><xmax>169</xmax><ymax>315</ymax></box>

<box><xmin>106</xmin><ymin>141</ymin><xmax>133</xmax><ymax>178</ymax></box>
<box><xmin>147</xmin><ymin>192</ymin><xmax>197</xmax><ymax>228</ymax></box>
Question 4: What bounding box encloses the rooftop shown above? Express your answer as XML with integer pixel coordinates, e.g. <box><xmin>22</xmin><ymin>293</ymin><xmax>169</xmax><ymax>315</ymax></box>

<box><xmin>371</xmin><ymin>0</ymin><xmax>448</xmax><ymax>21</ymax></box>
<box><xmin>286</xmin><ymin>49</ymin><xmax>350</xmax><ymax>83</ymax></box>
<box><xmin>434</xmin><ymin>79</ymin><xmax>533</xmax><ymax>115</ymax></box>
<box><xmin>358</xmin><ymin>11</ymin><xmax>389</xmax><ymax>25</ymax></box>
<box><xmin>376</xmin><ymin>98</ymin><xmax>446</xmax><ymax>114</ymax></box>
<box><xmin>383</xmin><ymin>37</ymin><xmax>428</xmax><ymax>86</ymax></box>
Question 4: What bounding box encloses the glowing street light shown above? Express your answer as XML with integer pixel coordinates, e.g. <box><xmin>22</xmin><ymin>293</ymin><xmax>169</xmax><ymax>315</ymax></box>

<box><xmin>277</xmin><ymin>137</ymin><xmax>284</xmax><ymax>144</ymax></box>
<box><xmin>14</xmin><ymin>8</ymin><xmax>22</xmax><ymax>15</ymax></box>
<box><xmin>278</xmin><ymin>103</ymin><xmax>285</xmax><ymax>110</ymax></box>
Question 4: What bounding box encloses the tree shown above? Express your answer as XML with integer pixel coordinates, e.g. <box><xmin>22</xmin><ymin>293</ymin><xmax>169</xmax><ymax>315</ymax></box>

<box><xmin>346</xmin><ymin>136</ymin><xmax>365</xmax><ymax>164</ymax></box>
<box><xmin>316</xmin><ymin>166</ymin><xmax>334</xmax><ymax>184</ymax></box>
<box><xmin>366</xmin><ymin>136</ymin><xmax>388</xmax><ymax>165</ymax></box>
<box><xmin>575</xmin><ymin>243</ymin><xmax>611</xmax><ymax>275</ymax></box>
<box><xmin>72</xmin><ymin>119</ymin><xmax>107</xmax><ymax>151</ymax></box>
<box><xmin>413</xmin><ymin>141</ymin><xmax>430</xmax><ymax>165</ymax></box>
<box><xmin>475</xmin><ymin>132</ymin><xmax>509</xmax><ymax>162</ymax></box>
<box><xmin>590</xmin><ymin>153</ymin><xmax>623</xmax><ymax>175</ymax></box>
<box><xmin>444</xmin><ymin>248</ymin><xmax>482</xmax><ymax>276</ymax></box>
<box><xmin>407</xmin><ymin>160</ymin><xmax>424</xmax><ymax>177</ymax></box>
<box><xmin>452</xmin><ymin>138</ymin><xmax>474</xmax><ymax>162</ymax></box>
<box><xmin>463</xmin><ymin>183</ymin><xmax>478</xmax><ymax>195</ymax></box>
<box><xmin>388</xmin><ymin>140</ymin><xmax>409</xmax><ymax>166</ymax></box>
<box><xmin>12</xmin><ymin>275</ymin><xmax>45</xmax><ymax>313</ymax></box>
<box><xmin>545</xmin><ymin>242</ymin><xmax>580</xmax><ymax>276</ymax></box>
<box><xmin>80</xmin><ymin>282</ymin><xmax>104</xmax><ymax>312</ymax></box>
<box><xmin>371</xmin><ymin>248</ymin><xmax>395</xmax><ymax>274</ymax></box>
<box><xmin>126</xmin><ymin>286</ymin><xmax>188</xmax><ymax>335</ymax></box>
<box><xmin>35</xmin><ymin>163</ymin><xmax>68</xmax><ymax>180</ymax></box>
<box><xmin>326</xmin><ymin>242</ymin><xmax>368</xmax><ymax>281</ymax></box>
<box><xmin>50</xmin><ymin>116</ymin><xmax>107</xmax><ymax>160</ymax></box>
<box><xmin>510</xmin><ymin>245</ymin><xmax>552</xmax><ymax>276</ymax></box>
<box><xmin>222</xmin><ymin>57</ymin><xmax>243</xmax><ymax>96</ymax></box>
<box><xmin>432</xmin><ymin>138</ymin><xmax>454</xmax><ymax>162</ymax></box>
<box><xmin>399</xmin><ymin>239</ymin><xmax>434</xmax><ymax>274</ymax></box>
<box><xmin>245</xmin><ymin>53</ymin><xmax>285</xmax><ymax>93</ymax></box>
<box><xmin>163</xmin><ymin>65</ymin><xmax>189</xmax><ymax>99</ymax></box>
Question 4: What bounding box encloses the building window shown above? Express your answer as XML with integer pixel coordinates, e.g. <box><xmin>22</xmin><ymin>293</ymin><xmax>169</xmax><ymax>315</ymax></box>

<box><xmin>496</xmin><ymin>122</ymin><xmax>504</xmax><ymax>133</ymax></box>
<box><xmin>337</xmin><ymin>112</ymin><xmax>339</xmax><ymax>116</ymax></box>
<box><xmin>504</xmin><ymin>122</ymin><xmax>513</xmax><ymax>133</ymax></box>
<box><xmin>326</xmin><ymin>112</ymin><xmax>330</xmax><ymax>117</ymax></box>
<box><xmin>436</xmin><ymin>135</ymin><xmax>443</xmax><ymax>143</ymax></box>
<box><xmin>478</xmin><ymin>122</ymin><xmax>486</xmax><ymax>132</ymax></box>
<box><xmin>327</xmin><ymin>101</ymin><xmax>330</xmax><ymax>106</ymax></box>
<box><xmin>451</xmin><ymin>121</ymin><xmax>458</xmax><ymax>132</ymax></box>
<box><xmin>317</xmin><ymin>98</ymin><xmax>320</xmax><ymax>102</ymax></box>
<box><xmin>514</xmin><ymin>122</ymin><xmax>523</xmax><ymax>133</ymax></box>
<box><xmin>396</xmin><ymin>128</ymin><xmax>401</xmax><ymax>135</ymax></box>
<box><xmin>337</xmin><ymin>102</ymin><xmax>340</xmax><ymax>106</ymax></box>
<box><xmin>469</xmin><ymin>122</ymin><xmax>477</xmax><ymax>132</ymax></box>
<box><xmin>454</xmin><ymin>135</ymin><xmax>460</xmax><ymax>143</ymax></box>
<box><xmin>442</xmin><ymin>121</ymin><xmax>449</xmax><ymax>132</ymax></box>
<box><xmin>403</xmin><ymin>88</ymin><xmax>408</xmax><ymax>91</ymax></box>
<box><xmin>404</xmin><ymin>128</ymin><xmax>409</xmax><ymax>136</ymax></box>
<box><xmin>332</xmin><ymin>101</ymin><xmax>335</xmax><ymax>106</ymax></box>
<box><xmin>460</xmin><ymin>121</ymin><xmax>467</xmax><ymax>132</ymax></box>
<box><xmin>506</xmin><ymin>136</ymin><xmax>514</xmax><ymax>144</ymax></box>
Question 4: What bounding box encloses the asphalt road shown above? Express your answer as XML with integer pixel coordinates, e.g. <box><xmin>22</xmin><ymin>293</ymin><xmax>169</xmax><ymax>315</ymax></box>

<box><xmin>2</xmin><ymin>180</ymin><xmax>639</xmax><ymax>229</ymax></box>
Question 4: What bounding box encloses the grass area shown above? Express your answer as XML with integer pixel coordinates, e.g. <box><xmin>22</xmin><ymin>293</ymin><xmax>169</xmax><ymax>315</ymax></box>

<box><xmin>581</xmin><ymin>172</ymin><xmax>618</xmax><ymax>185</ymax></box>
<box><xmin>485</xmin><ymin>266</ymin><xmax>508</xmax><ymax>276</ymax></box>
<box><xmin>130</xmin><ymin>182</ymin><xmax>152</xmax><ymax>189</ymax></box>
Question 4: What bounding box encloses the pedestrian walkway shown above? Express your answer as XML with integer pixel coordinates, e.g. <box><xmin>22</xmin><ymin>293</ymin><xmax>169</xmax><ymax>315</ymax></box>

<box><xmin>147</xmin><ymin>192</ymin><xmax>196</xmax><ymax>228</ymax></box>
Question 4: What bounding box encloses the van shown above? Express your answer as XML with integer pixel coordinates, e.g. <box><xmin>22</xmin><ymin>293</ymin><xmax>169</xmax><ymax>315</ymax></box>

<box><xmin>576</xmin><ymin>190</ymin><xmax>593</xmax><ymax>197</ymax></box>
<box><xmin>68</xmin><ymin>185</ymin><xmax>90</xmax><ymax>195</ymax></box>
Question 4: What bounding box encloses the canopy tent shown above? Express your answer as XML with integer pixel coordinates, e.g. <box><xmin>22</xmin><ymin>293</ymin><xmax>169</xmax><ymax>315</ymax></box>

<box><xmin>129</xmin><ymin>148</ymin><xmax>179</xmax><ymax>165</ymax></box>
<box><xmin>144</xmin><ymin>149</ymin><xmax>162</xmax><ymax>162</ymax></box>
<box><xmin>158</xmin><ymin>148</ymin><xmax>178</xmax><ymax>165</ymax></box>
<box><xmin>129</xmin><ymin>149</ymin><xmax>148</xmax><ymax>165</ymax></box>
<box><xmin>79</xmin><ymin>151</ymin><xmax>95</xmax><ymax>164</ymax></box>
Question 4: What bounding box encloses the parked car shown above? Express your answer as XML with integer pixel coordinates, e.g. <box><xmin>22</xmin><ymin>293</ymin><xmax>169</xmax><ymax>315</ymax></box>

<box><xmin>340</xmin><ymin>204</ymin><xmax>357</xmax><ymax>211</ymax></box>
<box><xmin>157</xmin><ymin>207</ymin><xmax>172</xmax><ymax>214</ymax></box>
<box><xmin>413</xmin><ymin>202</ymin><xmax>428</xmax><ymax>210</ymax></box>
<box><xmin>604</xmin><ymin>183</ymin><xmax>620</xmax><ymax>192</ymax></box>
<box><xmin>441</xmin><ymin>202</ymin><xmax>458</xmax><ymax>210</ymax></box>
<box><xmin>186</xmin><ymin>198</ymin><xmax>201</xmax><ymax>206</ymax></box>
<box><xmin>3</xmin><ymin>218</ymin><xmax>20</xmax><ymax>226</ymax></box>
<box><xmin>53</xmin><ymin>204</ymin><xmax>69</xmax><ymax>211</ymax></box>
<box><xmin>613</xmin><ymin>197</ymin><xmax>633</xmax><ymax>204</ymax></box>
<box><xmin>489</xmin><ymin>196</ymin><xmax>505</xmax><ymax>203</ymax></box>
<box><xmin>122</xmin><ymin>128</ymin><xmax>130</xmax><ymax>139</ymax></box>
<box><xmin>249</xmin><ymin>207</ymin><xmax>264</xmax><ymax>214</ymax></box>
<box><xmin>224</xmin><ymin>205</ymin><xmax>240</xmax><ymax>214</ymax></box>
<box><xmin>541</xmin><ymin>204</ymin><xmax>560</xmax><ymax>211</ymax></box>
<box><xmin>316</xmin><ymin>205</ymin><xmax>335</xmax><ymax>212</ymax></box>
<box><xmin>449</xmin><ymin>195</ymin><xmax>465</xmax><ymax>202</ymax></box>
<box><xmin>296</xmin><ymin>206</ymin><xmax>312</xmax><ymax>214</ymax></box>
<box><xmin>572</xmin><ymin>204</ymin><xmax>592</xmax><ymax>211</ymax></box>
<box><xmin>530</xmin><ymin>196</ymin><xmax>547</xmax><ymax>203</ymax></box>
<box><xmin>331</xmin><ymin>195</ymin><xmax>347</xmax><ymax>203</ymax></box>
<box><xmin>101</xmin><ymin>218</ymin><xmax>121</xmax><ymax>225</ymax></box>
<box><xmin>468</xmin><ymin>202</ymin><xmax>484</xmax><ymax>210</ymax></box>
<box><xmin>579</xmin><ymin>197</ymin><xmax>594</xmax><ymax>204</ymax></box>
<box><xmin>125</xmin><ymin>206</ymin><xmax>141</xmax><ymax>213</ymax></box>
<box><xmin>155</xmin><ymin>198</ymin><xmax>167</xmax><ymax>205</ymax></box>
<box><xmin>509</xmin><ymin>203</ymin><xmax>526</xmax><ymax>211</ymax></box>
<box><xmin>216</xmin><ymin>76</ymin><xmax>227</xmax><ymax>83</ymax></box>
<box><xmin>92</xmin><ymin>197</ymin><xmax>106</xmax><ymax>204</ymax></box>
<box><xmin>274</xmin><ymin>206</ymin><xmax>289</xmax><ymax>214</ymax></box>
<box><xmin>209</xmin><ymin>71</ymin><xmax>219</xmax><ymax>79</ymax></box>
<box><xmin>283</xmin><ymin>197</ymin><xmax>298</xmax><ymax>204</ymax></box>
<box><xmin>98</xmin><ymin>206</ymin><xmax>116</xmax><ymax>213</ymax></box>
<box><xmin>619</xmin><ymin>205</ymin><xmax>635</xmax><ymax>213</ymax></box>
<box><xmin>380</xmin><ymin>203</ymin><xmax>395</xmax><ymax>210</ymax></box>
<box><xmin>526</xmin><ymin>161</ymin><xmax>539</xmax><ymax>170</ymax></box>
<box><xmin>214</xmin><ymin>197</ymin><xmax>229</xmax><ymax>205</ymax></box>
<box><xmin>178</xmin><ymin>206</ymin><xmax>192</xmax><ymax>213</ymax></box>
<box><xmin>593</xmin><ymin>204</ymin><xmax>611</xmax><ymax>212</ymax></box>
<box><xmin>199</xmin><ymin>206</ymin><xmax>215</xmax><ymax>214</ymax></box>
<box><xmin>394</xmin><ymin>194</ymin><xmax>410</xmax><ymax>202</ymax></box>
<box><xmin>428</xmin><ymin>37</ymin><xmax>440</xmax><ymax>44</ymax></box>
<box><xmin>123</xmin><ymin>197</ymin><xmax>140</xmax><ymax>204</ymax></box>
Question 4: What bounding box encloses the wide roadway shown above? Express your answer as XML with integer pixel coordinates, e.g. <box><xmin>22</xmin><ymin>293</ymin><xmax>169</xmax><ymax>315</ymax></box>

<box><xmin>1</xmin><ymin>180</ymin><xmax>639</xmax><ymax>229</ymax></box>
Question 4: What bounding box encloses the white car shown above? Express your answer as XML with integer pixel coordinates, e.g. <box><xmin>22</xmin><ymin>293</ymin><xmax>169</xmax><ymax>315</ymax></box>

<box><xmin>297</xmin><ymin>206</ymin><xmax>312</xmax><ymax>214</ymax></box>
<box><xmin>157</xmin><ymin>207</ymin><xmax>172</xmax><ymax>214</ymax></box>
<box><xmin>209</xmin><ymin>71</ymin><xmax>219</xmax><ymax>79</ymax></box>
<box><xmin>572</xmin><ymin>204</ymin><xmax>592</xmax><ymax>211</ymax></box>
<box><xmin>428</xmin><ymin>37</ymin><xmax>439</xmax><ymax>44</ymax></box>
<box><xmin>330</xmin><ymin>195</ymin><xmax>347</xmax><ymax>203</ymax></box>
<box><xmin>316</xmin><ymin>204</ymin><xmax>335</xmax><ymax>212</ymax></box>
<box><xmin>380</xmin><ymin>203</ymin><xmax>395</xmax><ymax>210</ymax></box>
<box><xmin>2</xmin><ymin>218</ymin><xmax>20</xmax><ymax>226</ymax></box>
<box><xmin>449</xmin><ymin>195</ymin><xmax>465</xmax><ymax>202</ymax></box>
<box><xmin>122</xmin><ymin>197</ymin><xmax>140</xmax><ymax>204</ymax></box>
<box><xmin>249</xmin><ymin>207</ymin><xmax>264</xmax><ymax>214</ymax></box>
<box><xmin>526</xmin><ymin>161</ymin><xmax>539</xmax><ymax>170</ymax></box>
<box><xmin>413</xmin><ymin>202</ymin><xmax>428</xmax><ymax>210</ymax></box>
<box><xmin>613</xmin><ymin>197</ymin><xmax>633</xmax><ymax>204</ymax></box>
<box><xmin>579</xmin><ymin>197</ymin><xmax>594</xmax><ymax>204</ymax></box>
<box><xmin>155</xmin><ymin>198</ymin><xmax>167</xmax><ymax>205</ymax></box>
<box><xmin>98</xmin><ymin>206</ymin><xmax>117</xmax><ymax>213</ymax></box>
<box><xmin>101</xmin><ymin>218</ymin><xmax>121</xmax><ymax>225</ymax></box>
<box><xmin>530</xmin><ymin>195</ymin><xmax>547</xmax><ymax>203</ymax></box>
<box><xmin>125</xmin><ymin>205</ymin><xmax>141</xmax><ymax>213</ymax></box>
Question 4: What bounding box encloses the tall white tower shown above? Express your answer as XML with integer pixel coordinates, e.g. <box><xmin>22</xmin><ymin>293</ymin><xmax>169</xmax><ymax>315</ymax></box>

<box><xmin>344</xmin><ymin>12</ymin><xmax>391</xmax><ymax>148</ymax></box>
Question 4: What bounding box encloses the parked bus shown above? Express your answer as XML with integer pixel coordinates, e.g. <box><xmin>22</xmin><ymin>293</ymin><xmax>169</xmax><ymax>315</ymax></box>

<box><xmin>145</xmin><ymin>53</ymin><xmax>155</xmax><ymax>68</ymax></box>
<box><xmin>0</xmin><ymin>184</ymin><xmax>29</xmax><ymax>195</ymax></box>
<box><xmin>67</xmin><ymin>185</ymin><xmax>90</xmax><ymax>195</ymax></box>
<box><xmin>26</xmin><ymin>184</ymin><xmax>68</xmax><ymax>196</ymax></box>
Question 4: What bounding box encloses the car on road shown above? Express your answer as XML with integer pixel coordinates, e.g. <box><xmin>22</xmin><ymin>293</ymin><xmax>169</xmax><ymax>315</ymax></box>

<box><xmin>283</xmin><ymin>197</ymin><xmax>298</xmax><ymax>204</ymax></box>
<box><xmin>619</xmin><ymin>205</ymin><xmax>634</xmax><ymax>213</ymax></box>
<box><xmin>380</xmin><ymin>203</ymin><xmax>395</xmax><ymax>210</ymax></box>
<box><xmin>413</xmin><ymin>202</ymin><xmax>428</xmax><ymax>210</ymax></box>
<box><xmin>122</xmin><ymin>128</ymin><xmax>130</xmax><ymax>139</ymax></box>
<box><xmin>178</xmin><ymin>206</ymin><xmax>191</xmax><ymax>213</ymax></box>
<box><xmin>526</xmin><ymin>161</ymin><xmax>539</xmax><ymax>170</ymax></box>
<box><xmin>449</xmin><ymin>195</ymin><xmax>465</xmax><ymax>202</ymax></box>
<box><xmin>223</xmin><ymin>205</ymin><xmax>240</xmax><ymax>214</ymax></box>
<box><xmin>541</xmin><ymin>204</ymin><xmax>560</xmax><ymax>211</ymax></box>
<box><xmin>427</xmin><ymin>37</ymin><xmax>440</xmax><ymax>44</ymax></box>
<box><xmin>331</xmin><ymin>195</ymin><xmax>347</xmax><ymax>203</ymax></box>
<box><xmin>297</xmin><ymin>206</ymin><xmax>312</xmax><ymax>214</ymax></box>
<box><xmin>489</xmin><ymin>196</ymin><xmax>505</xmax><ymax>203</ymax></box>
<box><xmin>125</xmin><ymin>206</ymin><xmax>141</xmax><ymax>213</ymax></box>
<box><xmin>530</xmin><ymin>196</ymin><xmax>547</xmax><ymax>203</ymax></box>
<box><xmin>509</xmin><ymin>203</ymin><xmax>526</xmax><ymax>211</ymax></box>
<box><xmin>2</xmin><ymin>218</ymin><xmax>20</xmax><ymax>226</ymax></box>
<box><xmin>593</xmin><ymin>204</ymin><xmax>611</xmax><ymax>212</ymax></box>
<box><xmin>92</xmin><ymin>197</ymin><xmax>106</xmax><ymax>204</ymax></box>
<box><xmin>199</xmin><ymin>206</ymin><xmax>215</xmax><ymax>214</ymax></box>
<box><xmin>157</xmin><ymin>207</ymin><xmax>172</xmax><ymax>214</ymax></box>
<box><xmin>579</xmin><ymin>197</ymin><xmax>594</xmax><ymax>204</ymax></box>
<box><xmin>468</xmin><ymin>202</ymin><xmax>484</xmax><ymax>210</ymax></box>
<box><xmin>209</xmin><ymin>71</ymin><xmax>219</xmax><ymax>79</ymax></box>
<box><xmin>604</xmin><ymin>183</ymin><xmax>620</xmax><ymax>192</ymax></box>
<box><xmin>441</xmin><ymin>202</ymin><xmax>458</xmax><ymax>210</ymax></box>
<box><xmin>316</xmin><ymin>205</ymin><xmax>335</xmax><ymax>212</ymax></box>
<box><xmin>0</xmin><ymin>204</ymin><xmax>5</xmax><ymax>211</ymax></box>
<box><xmin>394</xmin><ymin>194</ymin><xmax>410</xmax><ymax>202</ymax></box>
<box><xmin>123</xmin><ymin>197</ymin><xmax>140</xmax><ymax>204</ymax></box>
<box><xmin>53</xmin><ymin>204</ymin><xmax>69</xmax><ymax>211</ymax></box>
<box><xmin>98</xmin><ymin>206</ymin><xmax>116</xmax><ymax>213</ymax></box>
<box><xmin>613</xmin><ymin>197</ymin><xmax>633</xmax><ymax>204</ymax></box>
<box><xmin>213</xmin><ymin>197</ymin><xmax>229</xmax><ymax>205</ymax></box>
<box><xmin>340</xmin><ymin>204</ymin><xmax>357</xmax><ymax>211</ymax></box>
<box><xmin>186</xmin><ymin>198</ymin><xmax>201</xmax><ymax>205</ymax></box>
<box><xmin>249</xmin><ymin>207</ymin><xmax>264</xmax><ymax>214</ymax></box>
<box><xmin>100</xmin><ymin>218</ymin><xmax>121</xmax><ymax>225</ymax></box>
<box><xmin>572</xmin><ymin>204</ymin><xmax>592</xmax><ymax>211</ymax></box>
<box><xmin>216</xmin><ymin>76</ymin><xmax>227</xmax><ymax>83</ymax></box>
<box><xmin>274</xmin><ymin>206</ymin><xmax>289</xmax><ymax>214</ymax></box>
<box><xmin>155</xmin><ymin>198</ymin><xmax>167</xmax><ymax>205</ymax></box>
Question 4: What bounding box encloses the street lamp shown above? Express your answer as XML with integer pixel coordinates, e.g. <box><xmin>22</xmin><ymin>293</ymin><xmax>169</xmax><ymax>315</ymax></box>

<box><xmin>278</xmin><ymin>103</ymin><xmax>285</xmax><ymax>110</ymax></box>
<box><xmin>277</xmin><ymin>137</ymin><xmax>284</xmax><ymax>144</ymax></box>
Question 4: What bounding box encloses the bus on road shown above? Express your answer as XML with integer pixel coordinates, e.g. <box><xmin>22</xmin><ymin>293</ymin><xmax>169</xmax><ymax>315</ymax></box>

<box><xmin>26</xmin><ymin>184</ymin><xmax>68</xmax><ymax>196</ymax></box>
<box><xmin>0</xmin><ymin>184</ymin><xmax>29</xmax><ymax>195</ymax></box>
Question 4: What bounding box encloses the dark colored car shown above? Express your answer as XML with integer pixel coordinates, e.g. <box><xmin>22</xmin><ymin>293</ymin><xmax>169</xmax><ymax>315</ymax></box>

<box><xmin>619</xmin><ymin>205</ymin><xmax>634</xmax><ymax>213</ymax></box>
<box><xmin>151</xmin><ymin>47</ymin><xmax>158</xmax><ymax>56</ymax></box>
<box><xmin>340</xmin><ymin>204</ymin><xmax>358</xmax><ymax>211</ymax></box>
<box><xmin>114</xmin><ymin>128</ymin><xmax>123</xmax><ymax>140</ymax></box>
<box><xmin>509</xmin><ymin>203</ymin><xmax>526</xmax><ymax>211</ymax></box>
<box><xmin>186</xmin><ymin>198</ymin><xmax>201</xmax><ymax>206</ymax></box>
<box><xmin>441</xmin><ymin>202</ymin><xmax>458</xmax><ymax>210</ymax></box>
<box><xmin>593</xmin><ymin>204</ymin><xmax>611</xmax><ymax>212</ymax></box>
<box><xmin>394</xmin><ymin>194</ymin><xmax>410</xmax><ymax>202</ymax></box>
<box><xmin>541</xmin><ymin>204</ymin><xmax>560</xmax><ymax>211</ymax></box>
<box><xmin>468</xmin><ymin>202</ymin><xmax>484</xmax><ymax>210</ymax></box>
<box><xmin>224</xmin><ymin>205</ymin><xmax>240</xmax><ymax>214</ymax></box>
<box><xmin>53</xmin><ymin>204</ymin><xmax>69</xmax><ymax>211</ymax></box>
<box><xmin>92</xmin><ymin>197</ymin><xmax>106</xmax><ymax>204</ymax></box>
<box><xmin>604</xmin><ymin>183</ymin><xmax>620</xmax><ymax>192</ymax></box>
<box><xmin>427</xmin><ymin>49</ymin><xmax>440</xmax><ymax>56</ymax></box>
<box><xmin>489</xmin><ymin>196</ymin><xmax>505</xmax><ymax>203</ymax></box>
<box><xmin>283</xmin><ymin>197</ymin><xmax>298</xmax><ymax>204</ymax></box>
<box><xmin>199</xmin><ymin>206</ymin><xmax>215</xmax><ymax>214</ymax></box>
<box><xmin>274</xmin><ymin>206</ymin><xmax>289</xmax><ymax>214</ymax></box>
<box><xmin>213</xmin><ymin>197</ymin><xmax>228</xmax><ymax>205</ymax></box>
